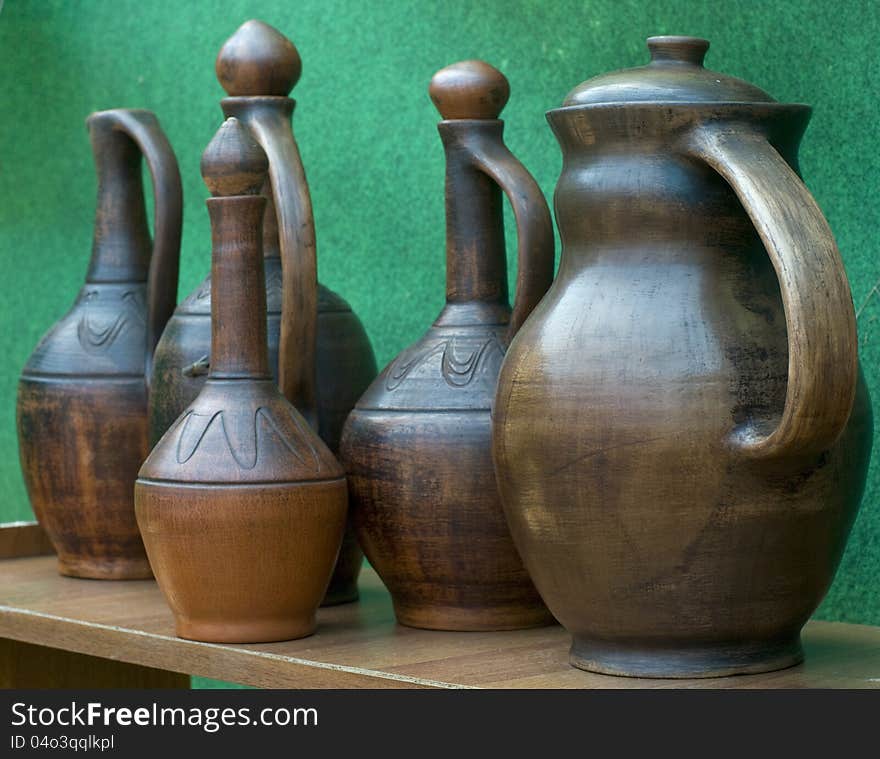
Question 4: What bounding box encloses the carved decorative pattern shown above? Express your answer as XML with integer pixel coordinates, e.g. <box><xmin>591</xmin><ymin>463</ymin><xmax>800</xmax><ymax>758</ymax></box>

<box><xmin>385</xmin><ymin>334</ymin><xmax>504</xmax><ymax>391</ymax></box>
<box><xmin>76</xmin><ymin>289</ymin><xmax>144</xmax><ymax>352</ymax></box>
<box><xmin>174</xmin><ymin>404</ymin><xmax>321</xmax><ymax>471</ymax></box>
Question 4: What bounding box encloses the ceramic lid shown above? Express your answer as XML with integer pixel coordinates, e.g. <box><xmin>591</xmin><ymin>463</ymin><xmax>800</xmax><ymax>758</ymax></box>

<box><xmin>562</xmin><ymin>36</ymin><xmax>776</xmax><ymax>107</ymax></box>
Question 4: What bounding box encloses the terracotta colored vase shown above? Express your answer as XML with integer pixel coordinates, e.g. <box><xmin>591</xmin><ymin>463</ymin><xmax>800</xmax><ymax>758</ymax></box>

<box><xmin>341</xmin><ymin>61</ymin><xmax>556</xmax><ymax>631</ymax></box>
<box><xmin>136</xmin><ymin>118</ymin><xmax>347</xmax><ymax>644</ymax></box>
<box><xmin>17</xmin><ymin>109</ymin><xmax>181</xmax><ymax>579</ymax></box>
<box><xmin>149</xmin><ymin>20</ymin><xmax>375</xmax><ymax>605</ymax></box>
<box><xmin>493</xmin><ymin>36</ymin><xmax>873</xmax><ymax>677</ymax></box>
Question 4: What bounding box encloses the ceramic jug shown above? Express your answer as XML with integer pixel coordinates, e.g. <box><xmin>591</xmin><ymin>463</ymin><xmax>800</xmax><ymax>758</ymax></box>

<box><xmin>149</xmin><ymin>20</ymin><xmax>376</xmax><ymax>605</ymax></box>
<box><xmin>341</xmin><ymin>61</ymin><xmax>555</xmax><ymax>631</ymax></box>
<box><xmin>17</xmin><ymin>109</ymin><xmax>181</xmax><ymax>580</ymax></box>
<box><xmin>492</xmin><ymin>36</ymin><xmax>872</xmax><ymax>677</ymax></box>
<box><xmin>136</xmin><ymin>118</ymin><xmax>347</xmax><ymax>643</ymax></box>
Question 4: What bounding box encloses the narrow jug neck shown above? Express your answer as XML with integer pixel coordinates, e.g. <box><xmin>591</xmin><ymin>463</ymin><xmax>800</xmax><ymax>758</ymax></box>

<box><xmin>86</xmin><ymin>120</ymin><xmax>152</xmax><ymax>283</ymax></box>
<box><xmin>440</xmin><ymin>121</ymin><xmax>509</xmax><ymax>311</ymax></box>
<box><xmin>207</xmin><ymin>196</ymin><xmax>271</xmax><ymax>379</ymax></box>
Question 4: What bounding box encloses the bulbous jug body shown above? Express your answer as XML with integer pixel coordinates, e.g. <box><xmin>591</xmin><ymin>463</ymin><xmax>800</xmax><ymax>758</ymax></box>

<box><xmin>341</xmin><ymin>61</ymin><xmax>556</xmax><ymax>631</ymax></box>
<box><xmin>18</xmin><ymin>109</ymin><xmax>181</xmax><ymax>579</ymax></box>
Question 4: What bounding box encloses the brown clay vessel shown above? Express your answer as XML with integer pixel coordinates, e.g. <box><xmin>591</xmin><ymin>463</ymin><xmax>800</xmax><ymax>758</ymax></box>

<box><xmin>136</xmin><ymin>118</ymin><xmax>347</xmax><ymax>643</ymax></box>
<box><xmin>17</xmin><ymin>109</ymin><xmax>182</xmax><ymax>579</ymax></box>
<box><xmin>492</xmin><ymin>36</ymin><xmax>873</xmax><ymax>677</ymax></box>
<box><xmin>340</xmin><ymin>61</ymin><xmax>555</xmax><ymax>631</ymax></box>
<box><xmin>149</xmin><ymin>19</ymin><xmax>375</xmax><ymax>605</ymax></box>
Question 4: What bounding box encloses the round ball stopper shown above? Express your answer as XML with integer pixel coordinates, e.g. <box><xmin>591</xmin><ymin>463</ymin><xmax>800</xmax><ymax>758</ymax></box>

<box><xmin>216</xmin><ymin>19</ymin><xmax>302</xmax><ymax>97</ymax></box>
<box><xmin>201</xmin><ymin>117</ymin><xmax>269</xmax><ymax>197</ymax></box>
<box><xmin>429</xmin><ymin>60</ymin><xmax>510</xmax><ymax>120</ymax></box>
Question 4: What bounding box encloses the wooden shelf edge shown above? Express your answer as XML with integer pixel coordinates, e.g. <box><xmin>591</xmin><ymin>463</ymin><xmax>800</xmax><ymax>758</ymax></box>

<box><xmin>0</xmin><ymin>605</ymin><xmax>461</xmax><ymax>689</ymax></box>
<box><xmin>0</xmin><ymin>521</ymin><xmax>54</xmax><ymax>560</ymax></box>
<box><xmin>3</xmin><ymin>523</ymin><xmax>879</xmax><ymax>689</ymax></box>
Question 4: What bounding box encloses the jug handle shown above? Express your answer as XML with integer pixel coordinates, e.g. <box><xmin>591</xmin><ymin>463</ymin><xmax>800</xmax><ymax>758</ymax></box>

<box><xmin>468</xmin><ymin>134</ymin><xmax>555</xmax><ymax>337</ymax></box>
<box><xmin>230</xmin><ymin>104</ymin><xmax>318</xmax><ymax>424</ymax></box>
<box><xmin>101</xmin><ymin>110</ymin><xmax>183</xmax><ymax>383</ymax></box>
<box><xmin>685</xmin><ymin>125</ymin><xmax>857</xmax><ymax>459</ymax></box>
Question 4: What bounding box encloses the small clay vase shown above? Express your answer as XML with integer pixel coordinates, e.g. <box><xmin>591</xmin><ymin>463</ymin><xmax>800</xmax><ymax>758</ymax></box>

<box><xmin>149</xmin><ymin>19</ymin><xmax>375</xmax><ymax>605</ymax></box>
<box><xmin>136</xmin><ymin>118</ymin><xmax>347</xmax><ymax>644</ymax></box>
<box><xmin>340</xmin><ymin>61</ymin><xmax>556</xmax><ymax>631</ymax></box>
<box><xmin>492</xmin><ymin>36</ymin><xmax>873</xmax><ymax>677</ymax></box>
<box><xmin>18</xmin><ymin>109</ymin><xmax>182</xmax><ymax>579</ymax></box>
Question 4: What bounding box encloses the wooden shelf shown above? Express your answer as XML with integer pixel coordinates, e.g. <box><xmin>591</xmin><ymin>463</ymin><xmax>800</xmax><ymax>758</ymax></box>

<box><xmin>1</xmin><ymin>522</ymin><xmax>879</xmax><ymax>689</ymax></box>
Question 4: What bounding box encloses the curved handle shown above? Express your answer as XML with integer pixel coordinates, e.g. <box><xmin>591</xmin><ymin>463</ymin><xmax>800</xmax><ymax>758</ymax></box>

<box><xmin>223</xmin><ymin>100</ymin><xmax>317</xmax><ymax>425</ymax></box>
<box><xmin>100</xmin><ymin>109</ymin><xmax>183</xmax><ymax>381</ymax></box>
<box><xmin>468</xmin><ymin>133</ymin><xmax>555</xmax><ymax>337</ymax></box>
<box><xmin>685</xmin><ymin>125</ymin><xmax>857</xmax><ymax>459</ymax></box>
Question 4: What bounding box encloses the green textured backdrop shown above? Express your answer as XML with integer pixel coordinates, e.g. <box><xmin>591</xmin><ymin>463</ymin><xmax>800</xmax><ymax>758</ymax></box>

<box><xmin>1</xmin><ymin>0</ymin><xmax>878</xmax><ymax>659</ymax></box>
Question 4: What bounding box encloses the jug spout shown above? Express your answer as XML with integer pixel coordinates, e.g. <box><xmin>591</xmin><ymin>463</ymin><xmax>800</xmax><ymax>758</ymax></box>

<box><xmin>86</xmin><ymin>112</ymin><xmax>152</xmax><ymax>284</ymax></box>
<box><xmin>85</xmin><ymin>109</ymin><xmax>182</xmax><ymax>376</ymax></box>
<box><xmin>437</xmin><ymin>119</ymin><xmax>509</xmax><ymax>316</ymax></box>
<box><xmin>430</xmin><ymin>61</ymin><xmax>554</xmax><ymax>336</ymax></box>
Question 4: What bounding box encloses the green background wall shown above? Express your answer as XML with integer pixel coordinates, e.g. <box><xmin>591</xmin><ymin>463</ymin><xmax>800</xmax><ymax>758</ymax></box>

<box><xmin>1</xmin><ymin>0</ymin><xmax>878</xmax><ymax>638</ymax></box>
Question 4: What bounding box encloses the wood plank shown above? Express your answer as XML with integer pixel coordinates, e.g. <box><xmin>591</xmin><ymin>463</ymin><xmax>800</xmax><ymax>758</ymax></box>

<box><xmin>0</xmin><ymin>638</ymin><xmax>188</xmax><ymax>688</ymax></box>
<box><xmin>0</xmin><ymin>521</ymin><xmax>54</xmax><ymax>560</ymax></box>
<box><xmin>1</xmin><ymin>553</ymin><xmax>879</xmax><ymax>688</ymax></box>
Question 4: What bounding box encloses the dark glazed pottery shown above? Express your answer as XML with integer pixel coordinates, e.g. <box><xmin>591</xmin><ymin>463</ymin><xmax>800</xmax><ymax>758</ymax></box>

<box><xmin>341</xmin><ymin>61</ymin><xmax>555</xmax><ymax>631</ymax></box>
<box><xmin>148</xmin><ymin>20</ymin><xmax>376</xmax><ymax>605</ymax></box>
<box><xmin>18</xmin><ymin>109</ymin><xmax>181</xmax><ymax>579</ymax></box>
<box><xmin>136</xmin><ymin>119</ymin><xmax>347</xmax><ymax>643</ymax></box>
<box><xmin>492</xmin><ymin>37</ymin><xmax>872</xmax><ymax>677</ymax></box>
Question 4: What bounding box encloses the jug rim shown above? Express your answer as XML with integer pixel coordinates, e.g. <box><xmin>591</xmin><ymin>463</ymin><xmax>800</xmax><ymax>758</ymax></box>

<box><xmin>545</xmin><ymin>100</ymin><xmax>812</xmax><ymax>118</ymax></box>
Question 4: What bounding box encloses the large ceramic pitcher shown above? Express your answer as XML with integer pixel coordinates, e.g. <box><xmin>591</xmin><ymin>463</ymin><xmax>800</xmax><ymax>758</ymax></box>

<box><xmin>492</xmin><ymin>37</ymin><xmax>872</xmax><ymax>677</ymax></box>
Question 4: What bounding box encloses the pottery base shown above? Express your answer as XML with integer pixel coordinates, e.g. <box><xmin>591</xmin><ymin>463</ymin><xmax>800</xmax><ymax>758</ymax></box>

<box><xmin>569</xmin><ymin>635</ymin><xmax>804</xmax><ymax>678</ymax></box>
<box><xmin>395</xmin><ymin>601</ymin><xmax>555</xmax><ymax>632</ymax></box>
<box><xmin>321</xmin><ymin>580</ymin><xmax>359</xmax><ymax>607</ymax></box>
<box><xmin>321</xmin><ymin>523</ymin><xmax>363</xmax><ymax>606</ymax></box>
<box><xmin>57</xmin><ymin>555</ymin><xmax>153</xmax><ymax>581</ymax></box>
<box><xmin>175</xmin><ymin>615</ymin><xmax>317</xmax><ymax>644</ymax></box>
